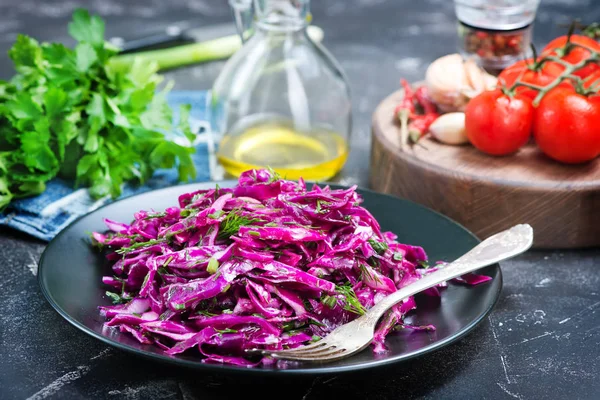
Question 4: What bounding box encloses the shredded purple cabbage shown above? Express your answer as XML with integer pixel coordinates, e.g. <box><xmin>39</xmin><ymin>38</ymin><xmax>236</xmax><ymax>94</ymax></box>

<box><xmin>92</xmin><ymin>168</ymin><xmax>491</xmax><ymax>367</ymax></box>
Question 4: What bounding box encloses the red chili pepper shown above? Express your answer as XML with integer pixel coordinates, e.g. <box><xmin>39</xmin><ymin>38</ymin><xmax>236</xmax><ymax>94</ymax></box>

<box><xmin>414</xmin><ymin>86</ymin><xmax>438</xmax><ymax>115</ymax></box>
<box><xmin>394</xmin><ymin>79</ymin><xmax>418</xmax><ymax>149</ymax></box>
<box><xmin>408</xmin><ymin>114</ymin><xmax>438</xmax><ymax>143</ymax></box>
<box><xmin>394</xmin><ymin>79</ymin><xmax>415</xmax><ymax>118</ymax></box>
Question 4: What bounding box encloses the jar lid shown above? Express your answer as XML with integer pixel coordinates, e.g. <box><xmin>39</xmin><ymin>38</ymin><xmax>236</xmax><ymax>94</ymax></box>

<box><xmin>454</xmin><ymin>0</ymin><xmax>541</xmax><ymax>31</ymax></box>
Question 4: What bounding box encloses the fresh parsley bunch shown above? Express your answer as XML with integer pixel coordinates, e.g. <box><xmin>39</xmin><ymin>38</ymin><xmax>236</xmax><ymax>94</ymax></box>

<box><xmin>0</xmin><ymin>9</ymin><xmax>196</xmax><ymax>210</ymax></box>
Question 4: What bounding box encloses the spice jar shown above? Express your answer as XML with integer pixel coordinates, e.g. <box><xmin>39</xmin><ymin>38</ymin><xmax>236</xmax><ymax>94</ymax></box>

<box><xmin>454</xmin><ymin>0</ymin><xmax>541</xmax><ymax>73</ymax></box>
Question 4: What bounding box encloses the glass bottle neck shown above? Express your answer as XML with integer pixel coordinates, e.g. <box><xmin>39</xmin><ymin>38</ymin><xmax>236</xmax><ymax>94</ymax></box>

<box><xmin>230</xmin><ymin>0</ymin><xmax>311</xmax><ymax>41</ymax></box>
<box><xmin>255</xmin><ymin>0</ymin><xmax>310</xmax><ymax>33</ymax></box>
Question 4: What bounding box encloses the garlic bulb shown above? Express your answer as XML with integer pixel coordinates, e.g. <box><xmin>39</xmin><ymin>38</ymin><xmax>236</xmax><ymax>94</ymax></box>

<box><xmin>425</xmin><ymin>54</ymin><xmax>497</xmax><ymax>113</ymax></box>
<box><xmin>428</xmin><ymin>112</ymin><xmax>469</xmax><ymax>145</ymax></box>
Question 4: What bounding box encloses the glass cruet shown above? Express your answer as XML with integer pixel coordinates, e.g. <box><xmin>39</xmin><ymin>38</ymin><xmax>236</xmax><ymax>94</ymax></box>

<box><xmin>210</xmin><ymin>0</ymin><xmax>352</xmax><ymax>181</ymax></box>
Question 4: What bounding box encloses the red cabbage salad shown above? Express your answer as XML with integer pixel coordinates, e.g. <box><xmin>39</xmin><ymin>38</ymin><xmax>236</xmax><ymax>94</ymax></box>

<box><xmin>92</xmin><ymin>168</ymin><xmax>491</xmax><ymax>367</ymax></box>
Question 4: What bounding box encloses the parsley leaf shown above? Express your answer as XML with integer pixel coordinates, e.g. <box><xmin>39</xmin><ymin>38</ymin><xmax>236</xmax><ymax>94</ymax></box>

<box><xmin>8</xmin><ymin>34</ymin><xmax>42</xmax><ymax>71</ymax></box>
<box><xmin>8</xmin><ymin>92</ymin><xmax>43</xmax><ymax>121</ymax></box>
<box><xmin>68</xmin><ymin>8</ymin><xmax>105</xmax><ymax>48</ymax></box>
<box><xmin>75</xmin><ymin>42</ymin><xmax>98</xmax><ymax>72</ymax></box>
<box><xmin>21</xmin><ymin>127</ymin><xmax>59</xmax><ymax>173</ymax></box>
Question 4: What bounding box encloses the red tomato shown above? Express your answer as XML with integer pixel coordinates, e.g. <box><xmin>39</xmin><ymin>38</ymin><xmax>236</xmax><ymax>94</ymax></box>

<box><xmin>465</xmin><ymin>90</ymin><xmax>534</xmax><ymax>156</ymax></box>
<box><xmin>497</xmin><ymin>58</ymin><xmax>566</xmax><ymax>100</ymax></box>
<box><xmin>533</xmin><ymin>87</ymin><xmax>600</xmax><ymax>164</ymax></box>
<box><xmin>542</xmin><ymin>34</ymin><xmax>600</xmax><ymax>78</ymax></box>
<box><xmin>584</xmin><ymin>70</ymin><xmax>600</xmax><ymax>90</ymax></box>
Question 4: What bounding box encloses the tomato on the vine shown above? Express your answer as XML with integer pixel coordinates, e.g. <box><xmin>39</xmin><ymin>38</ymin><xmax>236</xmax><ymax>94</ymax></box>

<box><xmin>584</xmin><ymin>70</ymin><xmax>600</xmax><ymax>90</ymax></box>
<box><xmin>497</xmin><ymin>58</ymin><xmax>566</xmax><ymax>100</ymax></box>
<box><xmin>465</xmin><ymin>90</ymin><xmax>534</xmax><ymax>156</ymax></box>
<box><xmin>533</xmin><ymin>86</ymin><xmax>600</xmax><ymax>164</ymax></box>
<box><xmin>541</xmin><ymin>34</ymin><xmax>600</xmax><ymax>78</ymax></box>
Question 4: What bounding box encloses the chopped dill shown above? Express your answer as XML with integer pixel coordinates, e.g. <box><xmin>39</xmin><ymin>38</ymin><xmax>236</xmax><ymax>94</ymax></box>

<box><xmin>196</xmin><ymin>310</ymin><xmax>217</xmax><ymax>317</ymax></box>
<box><xmin>217</xmin><ymin>208</ymin><xmax>261</xmax><ymax>240</ymax></box>
<box><xmin>282</xmin><ymin>321</ymin><xmax>297</xmax><ymax>331</ymax></box>
<box><xmin>359</xmin><ymin>263</ymin><xmax>383</xmax><ymax>285</ymax></box>
<box><xmin>157</xmin><ymin>256</ymin><xmax>174</xmax><ymax>276</ymax></box>
<box><xmin>115</xmin><ymin>238</ymin><xmax>165</xmax><ymax>255</ymax></box>
<box><xmin>141</xmin><ymin>272</ymin><xmax>150</xmax><ymax>289</ymax></box>
<box><xmin>315</xmin><ymin>200</ymin><xmax>333</xmax><ymax>214</ymax></box>
<box><xmin>308</xmin><ymin>319</ymin><xmax>326</xmax><ymax>328</ymax></box>
<box><xmin>105</xmin><ymin>291</ymin><xmax>125</xmax><ymax>304</ymax></box>
<box><xmin>336</xmin><ymin>283</ymin><xmax>366</xmax><ymax>315</ymax></box>
<box><xmin>159</xmin><ymin>310</ymin><xmax>173</xmax><ymax>321</ymax></box>
<box><xmin>267</xmin><ymin>166</ymin><xmax>282</xmax><ymax>183</ymax></box>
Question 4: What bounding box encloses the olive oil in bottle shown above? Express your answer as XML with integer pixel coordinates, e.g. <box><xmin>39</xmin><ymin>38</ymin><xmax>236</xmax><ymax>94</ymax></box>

<box><xmin>217</xmin><ymin>123</ymin><xmax>348</xmax><ymax>181</ymax></box>
<box><xmin>210</xmin><ymin>1</ymin><xmax>352</xmax><ymax>181</ymax></box>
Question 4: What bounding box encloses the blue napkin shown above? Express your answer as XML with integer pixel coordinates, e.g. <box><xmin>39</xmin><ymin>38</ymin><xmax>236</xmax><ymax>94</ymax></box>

<box><xmin>0</xmin><ymin>90</ymin><xmax>216</xmax><ymax>242</ymax></box>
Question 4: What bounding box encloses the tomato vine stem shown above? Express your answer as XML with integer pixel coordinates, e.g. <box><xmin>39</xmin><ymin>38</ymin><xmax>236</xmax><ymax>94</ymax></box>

<box><xmin>508</xmin><ymin>41</ymin><xmax>599</xmax><ymax>106</ymax></box>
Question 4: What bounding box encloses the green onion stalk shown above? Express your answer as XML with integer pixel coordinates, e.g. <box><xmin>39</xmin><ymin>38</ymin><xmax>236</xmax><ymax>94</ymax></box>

<box><xmin>108</xmin><ymin>26</ymin><xmax>325</xmax><ymax>73</ymax></box>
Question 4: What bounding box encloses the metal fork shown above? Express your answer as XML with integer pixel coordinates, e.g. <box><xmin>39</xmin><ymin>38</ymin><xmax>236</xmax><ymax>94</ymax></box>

<box><xmin>261</xmin><ymin>224</ymin><xmax>534</xmax><ymax>363</ymax></box>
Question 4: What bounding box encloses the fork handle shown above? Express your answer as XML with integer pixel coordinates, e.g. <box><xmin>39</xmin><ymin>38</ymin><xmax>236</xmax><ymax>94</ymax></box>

<box><xmin>364</xmin><ymin>224</ymin><xmax>534</xmax><ymax>324</ymax></box>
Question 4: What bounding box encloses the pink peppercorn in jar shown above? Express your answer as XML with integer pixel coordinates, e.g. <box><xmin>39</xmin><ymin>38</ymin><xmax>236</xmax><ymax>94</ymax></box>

<box><xmin>454</xmin><ymin>0</ymin><xmax>541</xmax><ymax>74</ymax></box>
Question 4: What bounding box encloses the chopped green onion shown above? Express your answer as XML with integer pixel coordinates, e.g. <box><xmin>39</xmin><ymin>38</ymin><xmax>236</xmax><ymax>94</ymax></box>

<box><xmin>321</xmin><ymin>295</ymin><xmax>338</xmax><ymax>309</ymax></box>
<box><xmin>207</xmin><ymin>257</ymin><xmax>219</xmax><ymax>274</ymax></box>
<box><xmin>368</xmin><ymin>238</ymin><xmax>388</xmax><ymax>254</ymax></box>
<box><xmin>144</xmin><ymin>212</ymin><xmax>166</xmax><ymax>220</ymax></box>
<box><xmin>216</xmin><ymin>328</ymin><xmax>238</xmax><ymax>334</ymax></box>
<box><xmin>208</xmin><ymin>210</ymin><xmax>224</xmax><ymax>219</ymax></box>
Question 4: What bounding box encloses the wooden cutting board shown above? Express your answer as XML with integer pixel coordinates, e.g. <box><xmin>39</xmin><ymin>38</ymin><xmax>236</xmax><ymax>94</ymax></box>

<box><xmin>369</xmin><ymin>89</ymin><xmax>600</xmax><ymax>249</ymax></box>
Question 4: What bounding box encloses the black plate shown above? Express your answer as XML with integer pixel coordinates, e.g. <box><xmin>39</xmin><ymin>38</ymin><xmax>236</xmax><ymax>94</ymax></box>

<box><xmin>38</xmin><ymin>181</ymin><xmax>502</xmax><ymax>375</ymax></box>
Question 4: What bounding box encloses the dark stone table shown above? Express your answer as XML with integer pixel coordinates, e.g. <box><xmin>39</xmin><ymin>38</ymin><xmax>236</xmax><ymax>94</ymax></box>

<box><xmin>1</xmin><ymin>1</ymin><xmax>598</xmax><ymax>399</ymax></box>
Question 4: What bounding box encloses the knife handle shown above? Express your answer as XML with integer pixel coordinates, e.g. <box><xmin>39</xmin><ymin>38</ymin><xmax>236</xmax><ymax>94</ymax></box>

<box><xmin>111</xmin><ymin>28</ymin><xmax>195</xmax><ymax>54</ymax></box>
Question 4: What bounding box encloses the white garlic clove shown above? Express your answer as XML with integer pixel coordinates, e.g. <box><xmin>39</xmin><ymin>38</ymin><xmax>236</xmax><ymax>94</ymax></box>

<box><xmin>428</xmin><ymin>112</ymin><xmax>469</xmax><ymax>145</ymax></box>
